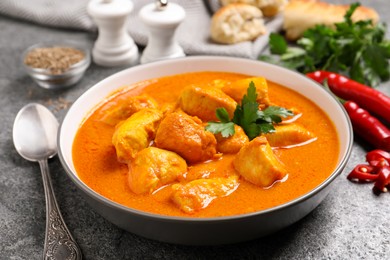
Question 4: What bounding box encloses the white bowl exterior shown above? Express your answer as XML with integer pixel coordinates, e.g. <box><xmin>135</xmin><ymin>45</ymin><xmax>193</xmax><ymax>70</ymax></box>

<box><xmin>58</xmin><ymin>56</ymin><xmax>352</xmax><ymax>244</ymax></box>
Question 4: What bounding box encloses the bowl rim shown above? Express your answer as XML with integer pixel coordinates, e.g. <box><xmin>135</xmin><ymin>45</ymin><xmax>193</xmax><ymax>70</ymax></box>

<box><xmin>22</xmin><ymin>41</ymin><xmax>91</xmax><ymax>77</ymax></box>
<box><xmin>58</xmin><ymin>55</ymin><xmax>353</xmax><ymax>222</ymax></box>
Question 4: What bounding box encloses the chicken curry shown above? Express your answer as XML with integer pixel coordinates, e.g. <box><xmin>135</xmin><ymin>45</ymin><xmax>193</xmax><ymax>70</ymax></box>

<box><xmin>72</xmin><ymin>71</ymin><xmax>339</xmax><ymax>217</ymax></box>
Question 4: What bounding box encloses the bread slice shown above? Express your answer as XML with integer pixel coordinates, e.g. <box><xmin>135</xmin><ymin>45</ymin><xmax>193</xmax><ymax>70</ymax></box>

<box><xmin>283</xmin><ymin>0</ymin><xmax>379</xmax><ymax>40</ymax></box>
<box><xmin>211</xmin><ymin>3</ymin><xmax>267</xmax><ymax>44</ymax></box>
<box><xmin>220</xmin><ymin>0</ymin><xmax>287</xmax><ymax>17</ymax></box>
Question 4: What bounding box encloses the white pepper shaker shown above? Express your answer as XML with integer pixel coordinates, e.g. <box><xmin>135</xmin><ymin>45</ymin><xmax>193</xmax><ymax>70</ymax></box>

<box><xmin>139</xmin><ymin>0</ymin><xmax>186</xmax><ymax>64</ymax></box>
<box><xmin>87</xmin><ymin>0</ymin><xmax>139</xmax><ymax>66</ymax></box>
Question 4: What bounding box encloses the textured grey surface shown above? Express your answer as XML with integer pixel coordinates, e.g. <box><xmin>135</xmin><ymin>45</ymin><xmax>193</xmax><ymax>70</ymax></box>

<box><xmin>1</xmin><ymin>0</ymin><xmax>390</xmax><ymax>259</ymax></box>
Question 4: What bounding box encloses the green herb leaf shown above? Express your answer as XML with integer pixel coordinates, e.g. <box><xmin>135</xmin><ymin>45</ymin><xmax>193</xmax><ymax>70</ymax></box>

<box><xmin>344</xmin><ymin>2</ymin><xmax>360</xmax><ymax>24</ymax></box>
<box><xmin>241</xmin><ymin>100</ymin><xmax>259</xmax><ymax>126</ymax></box>
<box><xmin>206</xmin><ymin>82</ymin><xmax>294</xmax><ymax>140</ymax></box>
<box><xmin>269</xmin><ymin>33</ymin><xmax>288</xmax><ymax>54</ymax></box>
<box><xmin>216</xmin><ymin>107</ymin><xmax>231</xmax><ymax>123</ymax></box>
<box><xmin>205</xmin><ymin>121</ymin><xmax>235</xmax><ymax>138</ymax></box>
<box><xmin>242</xmin><ymin>81</ymin><xmax>257</xmax><ymax>103</ymax></box>
<box><xmin>258</xmin><ymin>123</ymin><xmax>276</xmax><ymax>135</ymax></box>
<box><xmin>233</xmin><ymin>81</ymin><xmax>260</xmax><ymax>138</ymax></box>
<box><xmin>280</xmin><ymin>47</ymin><xmax>306</xmax><ymax>61</ymax></box>
<box><xmin>245</xmin><ymin>123</ymin><xmax>261</xmax><ymax>140</ymax></box>
<box><xmin>261</xmin><ymin>106</ymin><xmax>294</xmax><ymax>123</ymax></box>
<box><xmin>260</xmin><ymin>3</ymin><xmax>390</xmax><ymax>87</ymax></box>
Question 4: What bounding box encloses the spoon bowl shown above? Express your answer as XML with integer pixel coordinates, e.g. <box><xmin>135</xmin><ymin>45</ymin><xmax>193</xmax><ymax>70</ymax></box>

<box><xmin>13</xmin><ymin>103</ymin><xmax>82</xmax><ymax>259</ymax></box>
<box><xmin>13</xmin><ymin>103</ymin><xmax>58</xmax><ymax>161</ymax></box>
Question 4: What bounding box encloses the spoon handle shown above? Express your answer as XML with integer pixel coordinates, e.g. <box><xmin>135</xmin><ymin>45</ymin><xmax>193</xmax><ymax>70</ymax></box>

<box><xmin>39</xmin><ymin>159</ymin><xmax>82</xmax><ymax>260</ymax></box>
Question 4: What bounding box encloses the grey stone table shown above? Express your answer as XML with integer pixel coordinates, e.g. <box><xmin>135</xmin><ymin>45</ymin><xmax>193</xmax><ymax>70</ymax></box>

<box><xmin>1</xmin><ymin>1</ymin><xmax>389</xmax><ymax>259</ymax></box>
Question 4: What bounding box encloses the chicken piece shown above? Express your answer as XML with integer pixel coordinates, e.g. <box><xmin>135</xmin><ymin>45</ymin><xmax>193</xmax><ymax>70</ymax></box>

<box><xmin>154</xmin><ymin>112</ymin><xmax>217</xmax><ymax>164</ymax></box>
<box><xmin>264</xmin><ymin>123</ymin><xmax>316</xmax><ymax>148</ymax></box>
<box><xmin>171</xmin><ymin>175</ymin><xmax>239</xmax><ymax>214</ymax></box>
<box><xmin>222</xmin><ymin>77</ymin><xmax>270</xmax><ymax>107</ymax></box>
<box><xmin>128</xmin><ymin>147</ymin><xmax>187</xmax><ymax>194</ymax></box>
<box><xmin>233</xmin><ymin>136</ymin><xmax>287</xmax><ymax>187</ymax></box>
<box><xmin>160</xmin><ymin>102</ymin><xmax>179</xmax><ymax>117</ymax></box>
<box><xmin>215</xmin><ymin>125</ymin><xmax>249</xmax><ymax>154</ymax></box>
<box><xmin>112</xmin><ymin>108</ymin><xmax>163</xmax><ymax>163</ymax></box>
<box><xmin>98</xmin><ymin>94</ymin><xmax>158</xmax><ymax>126</ymax></box>
<box><xmin>210</xmin><ymin>79</ymin><xmax>228</xmax><ymax>89</ymax></box>
<box><xmin>179</xmin><ymin>84</ymin><xmax>237</xmax><ymax>121</ymax></box>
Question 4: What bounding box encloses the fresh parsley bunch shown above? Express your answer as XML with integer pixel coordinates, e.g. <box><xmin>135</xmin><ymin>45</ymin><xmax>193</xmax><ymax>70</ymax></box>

<box><xmin>205</xmin><ymin>82</ymin><xmax>293</xmax><ymax>140</ymax></box>
<box><xmin>260</xmin><ymin>3</ymin><xmax>390</xmax><ymax>87</ymax></box>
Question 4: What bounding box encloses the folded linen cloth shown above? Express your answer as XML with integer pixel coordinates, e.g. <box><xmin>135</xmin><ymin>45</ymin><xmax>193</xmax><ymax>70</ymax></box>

<box><xmin>0</xmin><ymin>0</ymin><xmax>282</xmax><ymax>59</ymax></box>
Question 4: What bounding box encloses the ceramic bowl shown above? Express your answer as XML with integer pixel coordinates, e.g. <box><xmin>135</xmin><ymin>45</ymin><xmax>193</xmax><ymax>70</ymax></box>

<box><xmin>22</xmin><ymin>42</ymin><xmax>90</xmax><ymax>89</ymax></box>
<box><xmin>58</xmin><ymin>56</ymin><xmax>353</xmax><ymax>245</ymax></box>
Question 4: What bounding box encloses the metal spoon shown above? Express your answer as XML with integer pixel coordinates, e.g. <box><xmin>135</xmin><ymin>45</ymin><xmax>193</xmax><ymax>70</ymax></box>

<box><xmin>13</xmin><ymin>103</ymin><xmax>82</xmax><ymax>260</ymax></box>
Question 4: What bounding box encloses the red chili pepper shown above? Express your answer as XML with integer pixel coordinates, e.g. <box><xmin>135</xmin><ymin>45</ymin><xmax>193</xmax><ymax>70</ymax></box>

<box><xmin>347</xmin><ymin>164</ymin><xmax>378</xmax><ymax>182</ymax></box>
<box><xmin>347</xmin><ymin>149</ymin><xmax>390</xmax><ymax>194</ymax></box>
<box><xmin>306</xmin><ymin>71</ymin><xmax>390</xmax><ymax>124</ymax></box>
<box><xmin>373</xmin><ymin>166</ymin><xmax>390</xmax><ymax>193</ymax></box>
<box><xmin>366</xmin><ymin>149</ymin><xmax>390</xmax><ymax>167</ymax></box>
<box><xmin>343</xmin><ymin>101</ymin><xmax>390</xmax><ymax>151</ymax></box>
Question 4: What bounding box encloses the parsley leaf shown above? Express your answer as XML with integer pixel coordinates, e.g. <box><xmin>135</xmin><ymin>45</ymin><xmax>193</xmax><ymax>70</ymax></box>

<box><xmin>258</xmin><ymin>123</ymin><xmax>276</xmax><ymax>135</ymax></box>
<box><xmin>205</xmin><ymin>108</ymin><xmax>236</xmax><ymax>137</ymax></box>
<box><xmin>260</xmin><ymin>2</ymin><xmax>390</xmax><ymax>87</ymax></box>
<box><xmin>205</xmin><ymin>82</ymin><xmax>293</xmax><ymax>140</ymax></box>
<box><xmin>258</xmin><ymin>106</ymin><xmax>293</xmax><ymax>124</ymax></box>
<box><xmin>216</xmin><ymin>107</ymin><xmax>231</xmax><ymax>123</ymax></box>
<box><xmin>269</xmin><ymin>33</ymin><xmax>287</xmax><ymax>54</ymax></box>
<box><xmin>205</xmin><ymin>121</ymin><xmax>235</xmax><ymax>138</ymax></box>
<box><xmin>232</xmin><ymin>82</ymin><xmax>262</xmax><ymax>139</ymax></box>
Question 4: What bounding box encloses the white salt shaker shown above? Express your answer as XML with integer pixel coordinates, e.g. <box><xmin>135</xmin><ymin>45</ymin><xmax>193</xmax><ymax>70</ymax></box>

<box><xmin>139</xmin><ymin>0</ymin><xmax>186</xmax><ymax>64</ymax></box>
<box><xmin>87</xmin><ymin>0</ymin><xmax>139</xmax><ymax>66</ymax></box>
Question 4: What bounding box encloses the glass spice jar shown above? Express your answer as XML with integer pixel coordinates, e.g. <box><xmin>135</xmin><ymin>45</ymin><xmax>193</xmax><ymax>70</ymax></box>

<box><xmin>22</xmin><ymin>42</ymin><xmax>91</xmax><ymax>89</ymax></box>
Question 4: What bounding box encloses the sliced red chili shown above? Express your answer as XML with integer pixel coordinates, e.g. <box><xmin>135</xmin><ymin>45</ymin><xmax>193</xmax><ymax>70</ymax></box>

<box><xmin>346</xmin><ymin>149</ymin><xmax>390</xmax><ymax>194</ymax></box>
<box><xmin>373</xmin><ymin>166</ymin><xmax>390</xmax><ymax>193</ymax></box>
<box><xmin>347</xmin><ymin>164</ymin><xmax>378</xmax><ymax>182</ymax></box>
<box><xmin>366</xmin><ymin>149</ymin><xmax>390</xmax><ymax>167</ymax></box>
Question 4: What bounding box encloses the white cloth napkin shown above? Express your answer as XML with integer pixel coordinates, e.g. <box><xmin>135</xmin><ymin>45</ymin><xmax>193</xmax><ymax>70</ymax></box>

<box><xmin>0</xmin><ymin>0</ymin><xmax>282</xmax><ymax>59</ymax></box>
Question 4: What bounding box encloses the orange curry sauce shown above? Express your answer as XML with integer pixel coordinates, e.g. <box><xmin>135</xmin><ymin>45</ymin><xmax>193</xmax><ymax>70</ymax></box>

<box><xmin>72</xmin><ymin>72</ymin><xmax>339</xmax><ymax>217</ymax></box>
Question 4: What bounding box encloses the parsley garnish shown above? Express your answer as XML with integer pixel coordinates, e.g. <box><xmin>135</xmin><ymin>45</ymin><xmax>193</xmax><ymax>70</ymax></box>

<box><xmin>259</xmin><ymin>2</ymin><xmax>390</xmax><ymax>87</ymax></box>
<box><xmin>205</xmin><ymin>108</ymin><xmax>236</xmax><ymax>138</ymax></box>
<box><xmin>205</xmin><ymin>82</ymin><xmax>293</xmax><ymax>140</ymax></box>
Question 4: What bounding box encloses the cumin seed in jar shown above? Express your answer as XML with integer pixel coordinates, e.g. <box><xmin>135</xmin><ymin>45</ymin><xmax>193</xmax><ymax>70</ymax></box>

<box><xmin>24</xmin><ymin>46</ymin><xmax>85</xmax><ymax>74</ymax></box>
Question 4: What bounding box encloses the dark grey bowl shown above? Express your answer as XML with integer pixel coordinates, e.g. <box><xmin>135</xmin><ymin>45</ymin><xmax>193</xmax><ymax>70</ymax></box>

<box><xmin>58</xmin><ymin>56</ymin><xmax>353</xmax><ymax>245</ymax></box>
